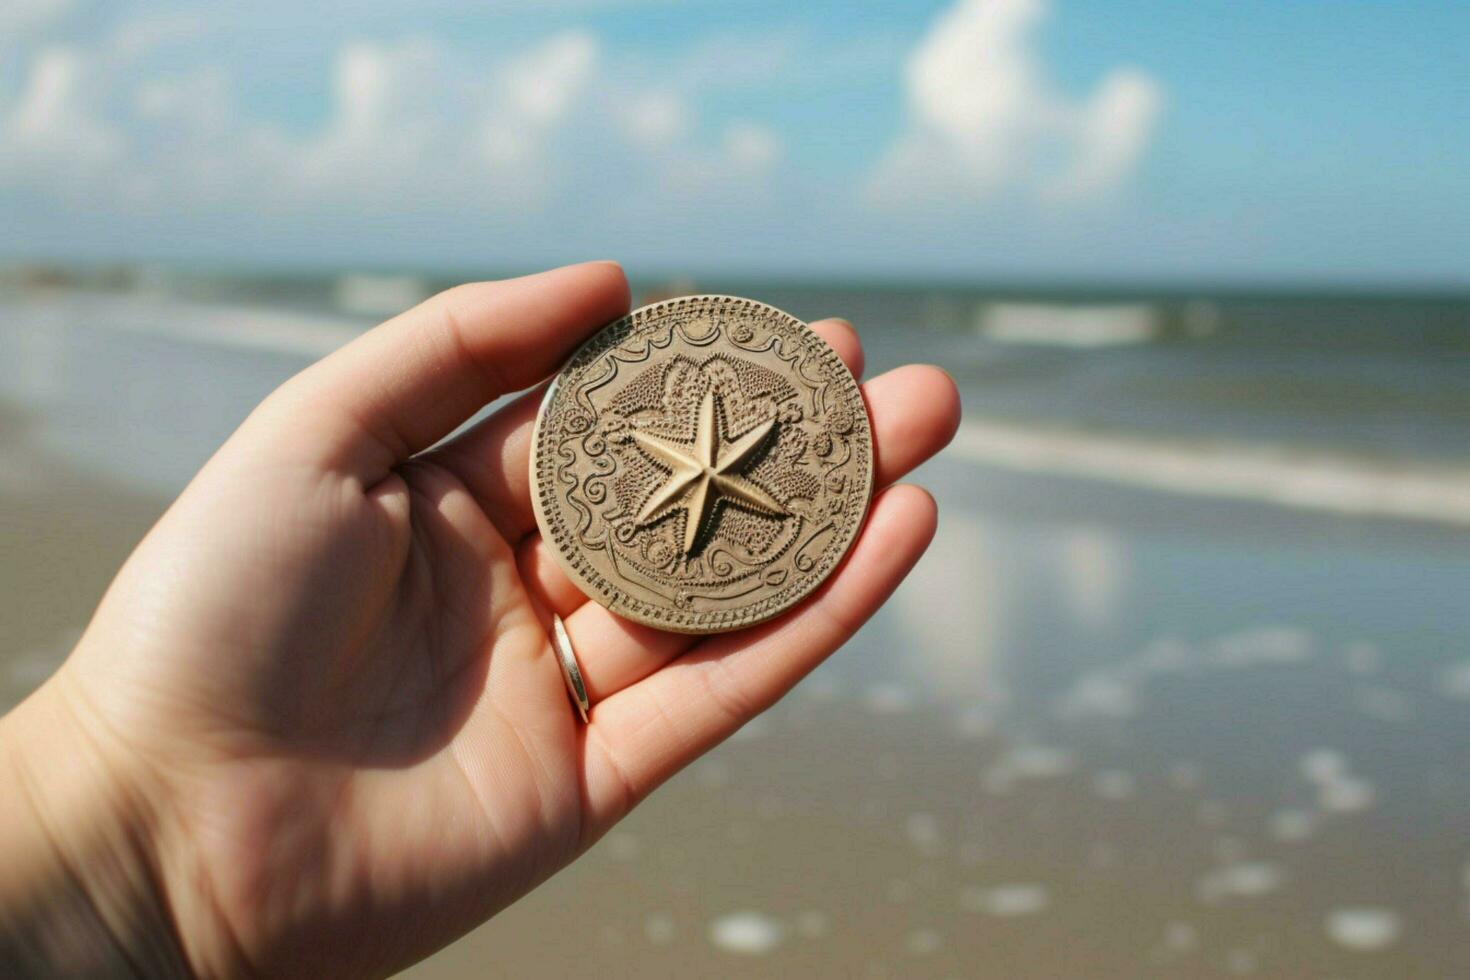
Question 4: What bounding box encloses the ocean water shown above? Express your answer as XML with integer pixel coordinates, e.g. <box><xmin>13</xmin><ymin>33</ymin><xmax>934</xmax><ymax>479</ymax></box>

<box><xmin>2</xmin><ymin>274</ymin><xmax>1469</xmax><ymax>977</ymax></box>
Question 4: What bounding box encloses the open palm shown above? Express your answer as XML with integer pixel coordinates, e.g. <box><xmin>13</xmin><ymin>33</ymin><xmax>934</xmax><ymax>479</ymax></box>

<box><xmin>53</xmin><ymin>263</ymin><xmax>959</xmax><ymax>977</ymax></box>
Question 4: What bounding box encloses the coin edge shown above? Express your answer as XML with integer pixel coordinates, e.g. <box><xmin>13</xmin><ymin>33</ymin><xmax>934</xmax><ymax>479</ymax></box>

<box><xmin>528</xmin><ymin>294</ymin><xmax>874</xmax><ymax>635</ymax></box>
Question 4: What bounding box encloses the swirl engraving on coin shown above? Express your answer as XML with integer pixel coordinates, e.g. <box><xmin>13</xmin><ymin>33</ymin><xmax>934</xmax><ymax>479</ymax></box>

<box><xmin>530</xmin><ymin>295</ymin><xmax>873</xmax><ymax>634</ymax></box>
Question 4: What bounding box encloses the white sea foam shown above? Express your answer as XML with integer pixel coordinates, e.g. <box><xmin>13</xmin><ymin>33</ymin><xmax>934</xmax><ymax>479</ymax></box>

<box><xmin>1299</xmin><ymin>749</ymin><xmax>1349</xmax><ymax>784</ymax></box>
<box><xmin>978</xmin><ymin>302</ymin><xmax>1158</xmax><ymax>348</ymax></box>
<box><xmin>950</xmin><ymin>418</ymin><xmax>1470</xmax><ymax>527</ymax></box>
<box><xmin>985</xmin><ymin>742</ymin><xmax>1078</xmax><ymax>794</ymax></box>
<box><xmin>1194</xmin><ymin>861</ymin><xmax>1287</xmax><ymax>903</ymax></box>
<box><xmin>1207</xmin><ymin>627</ymin><xmax>1315</xmax><ymax>668</ymax></box>
<box><xmin>30</xmin><ymin>293</ymin><xmax>365</xmax><ymax>358</ymax></box>
<box><xmin>1435</xmin><ymin>660</ymin><xmax>1470</xmax><ymax>701</ymax></box>
<box><xmin>863</xmin><ymin>682</ymin><xmax>917</xmax><ymax>715</ymax></box>
<box><xmin>708</xmin><ymin>911</ymin><xmax>785</xmax><ymax>955</ymax></box>
<box><xmin>1319</xmin><ymin>776</ymin><xmax>1375</xmax><ymax>813</ymax></box>
<box><xmin>1268</xmin><ymin>808</ymin><xmax>1317</xmax><ymax>843</ymax></box>
<box><xmin>1054</xmin><ymin>670</ymin><xmax>1139</xmax><ymax>721</ymax></box>
<box><xmin>1298</xmin><ymin>749</ymin><xmax>1376</xmax><ymax>813</ymax></box>
<box><xmin>961</xmin><ymin>883</ymin><xmax>1051</xmax><ymax>917</ymax></box>
<box><xmin>333</xmin><ymin>274</ymin><xmax>428</xmax><ymax>317</ymax></box>
<box><xmin>1325</xmin><ymin>907</ymin><xmax>1401</xmax><ymax>951</ymax></box>
<box><xmin>1003</xmin><ymin>743</ymin><xmax>1078</xmax><ymax>779</ymax></box>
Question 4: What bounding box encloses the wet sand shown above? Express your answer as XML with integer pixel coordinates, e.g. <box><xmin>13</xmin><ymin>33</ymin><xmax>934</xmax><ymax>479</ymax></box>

<box><xmin>5</xmin><ymin>289</ymin><xmax>1470</xmax><ymax>977</ymax></box>
<box><xmin>0</xmin><ymin>399</ymin><xmax>164</xmax><ymax>709</ymax></box>
<box><xmin>400</xmin><ymin>478</ymin><xmax>1470</xmax><ymax>979</ymax></box>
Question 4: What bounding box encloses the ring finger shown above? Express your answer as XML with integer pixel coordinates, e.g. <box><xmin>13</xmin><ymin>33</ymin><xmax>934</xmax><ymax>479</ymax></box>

<box><xmin>535</xmin><ymin>360</ymin><xmax>960</xmax><ymax>705</ymax></box>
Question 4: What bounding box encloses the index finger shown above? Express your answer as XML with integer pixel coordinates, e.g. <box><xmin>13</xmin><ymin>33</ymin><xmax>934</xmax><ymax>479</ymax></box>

<box><xmin>244</xmin><ymin>261</ymin><xmax>630</xmax><ymax>480</ymax></box>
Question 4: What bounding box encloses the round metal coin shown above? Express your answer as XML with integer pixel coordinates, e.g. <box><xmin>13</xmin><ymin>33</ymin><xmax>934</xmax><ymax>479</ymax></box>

<box><xmin>530</xmin><ymin>295</ymin><xmax>873</xmax><ymax>634</ymax></box>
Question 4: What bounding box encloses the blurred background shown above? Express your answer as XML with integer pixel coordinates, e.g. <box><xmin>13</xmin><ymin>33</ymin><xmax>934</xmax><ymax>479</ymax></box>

<box><xmin>3</xmin><ymin>1</ymin><xmax>1469</xmax><ymax>976</ymax></box>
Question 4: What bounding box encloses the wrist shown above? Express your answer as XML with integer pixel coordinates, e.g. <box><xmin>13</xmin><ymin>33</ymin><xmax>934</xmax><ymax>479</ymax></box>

<box><xmin>0</xmin><ymin>674</ymin><xmax>193</xmax><ymax>978</ymax></box>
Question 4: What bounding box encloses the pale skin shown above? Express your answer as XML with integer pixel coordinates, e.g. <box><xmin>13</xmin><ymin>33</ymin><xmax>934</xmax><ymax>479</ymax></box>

<box><xmin>0</xmin><ymin>263</ymin><xmax>961</xmax><ymax>978</ymax></box>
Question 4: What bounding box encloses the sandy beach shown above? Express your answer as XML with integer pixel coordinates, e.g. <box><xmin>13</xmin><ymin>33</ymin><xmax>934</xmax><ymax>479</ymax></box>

<box><xmin>4</xmin><ymin>284</ymin><xmax>1470</xmax><ymax>977</ymax></box>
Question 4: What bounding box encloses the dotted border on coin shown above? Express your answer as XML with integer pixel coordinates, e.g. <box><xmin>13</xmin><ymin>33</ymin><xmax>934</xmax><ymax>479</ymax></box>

<box><xmin>529</xmin><ymin>295</ymin><xmax>873</xmax><ymax>634</ymax></box>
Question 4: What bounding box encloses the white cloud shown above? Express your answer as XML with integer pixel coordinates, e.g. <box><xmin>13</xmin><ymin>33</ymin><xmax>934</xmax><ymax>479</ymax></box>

<box><xmin>869</xmin><ymin>0</ymin><xmax>1163</xmax><ymax>206</ymax></box>
<box><xmin>619</xmin><ymin>91</ymin><xmax>687</xmax><ymax>148</ymax></box>
<box><xmin>723</xmin><ymin>121</ymin><xmax>782</xmax><ymax>171</ymax></box>
<box><xmin>295</xmin><ymin>38</ymin><xmax>444</xmax><ymax>194</ymax></box>
<box><xmin>623</xmin><ymin>118</ymin><xmax>784</xmax><ymax>205</ymax></box>
<box><xmin>0</xmin><ymin>13</ymin><xmax>223</xmax><ymax>194</ymax></box>
<box><xmin>124</xmin><ymin>66</ymin><xmax>263</xmax><ymax>205</ymax></box>
<box><xmin>109</xmin><ymin>11</ymin><xmax>211</xmax><ymax>62</ymax></box>
<box><xmin>1048</xmin><ymin>68</ymin><xmax>1163</xmax><ymax>201</ymax></box>
<box><xmin>495</xmin><ymin>31</ymin><xmax>597</xmax><ymax>126</ymax></box>
<box><xmin>134</xmin><ymin>68</ymin><xmax>231</xmax><ymax>134</ymax></box>
<box><xmin>2</xmin><ymin>47</ymin><xmax>120</xmax><ymax>178</ymax></box>
<box><xmin>0</xmin><ymin>19</ymin><xmax>785</xmax><ymax>225</ymax></box>
<box><xmin>481</xmin><ymin>31</ymin><xmax>598</xmax><ymax>169</ymax></box>
<box><xmin>0</xmin><ymin>0</ymin><xmax>74</xmax><ymax>37</ymax></box>
<box><xmin>128</xmin><ymin>31</ymin><xmax>602</xmax><ymax>206</ymax></box>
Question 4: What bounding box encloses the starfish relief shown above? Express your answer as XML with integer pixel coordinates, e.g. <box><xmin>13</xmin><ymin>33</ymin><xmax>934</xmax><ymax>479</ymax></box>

<box><xmin>631</xmin><ymin>389</ymin><xmax>787</xmax><ymax>555</ymax></box>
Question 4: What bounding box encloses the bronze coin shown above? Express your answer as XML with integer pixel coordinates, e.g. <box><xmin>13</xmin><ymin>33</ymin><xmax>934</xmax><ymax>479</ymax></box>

<box><xmin>529</xmin><ymin>295</ymin><xmax>873</xmax><ymax>634</ymax></box>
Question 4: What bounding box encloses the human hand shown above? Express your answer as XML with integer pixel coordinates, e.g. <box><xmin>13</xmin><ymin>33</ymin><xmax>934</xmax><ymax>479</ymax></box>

<box><xmin>0</xmin><ymin>263</ymin><xmax>960</xmax><ymax>978</ymax></box>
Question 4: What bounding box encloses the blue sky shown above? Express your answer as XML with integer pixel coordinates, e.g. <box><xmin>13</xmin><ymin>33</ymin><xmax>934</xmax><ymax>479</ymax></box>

<box><xmin>1</xmin><ymin>0</ymin><xmax>1466</xmax><ymax>285</ymax></box>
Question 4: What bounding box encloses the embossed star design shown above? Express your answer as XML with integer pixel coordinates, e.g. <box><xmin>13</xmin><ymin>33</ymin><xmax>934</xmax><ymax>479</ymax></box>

<box><xmin>632</xmin><ymin>390</ymin><xmax>787</xmax><ymax>555</ymax></box>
